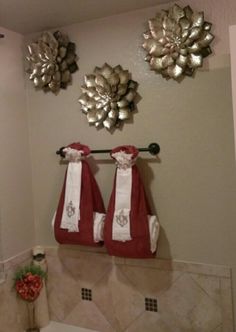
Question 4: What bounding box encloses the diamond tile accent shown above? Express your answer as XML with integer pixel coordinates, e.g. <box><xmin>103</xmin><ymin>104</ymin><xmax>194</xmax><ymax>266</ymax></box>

<box><xmin>81</xmin><ymin>288</ymin><xmax>92</xmax><ymax>301</ymax></box>
<box><xmin>145</xmin><ymin>297</ymin><xmax>158</xmax><ymax>312</ymax></box>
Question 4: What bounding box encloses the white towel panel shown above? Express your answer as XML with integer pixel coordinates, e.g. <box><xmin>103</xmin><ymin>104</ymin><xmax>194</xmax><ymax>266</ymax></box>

<box><xmin>60</xmin><ymin>162</ymin><xmax>82</xmax><ymax>232</ymax></box>
<box><xmin>112</xmin><ymin>167</ymin><xmax>132</xmax><ymax>241</ymax></box>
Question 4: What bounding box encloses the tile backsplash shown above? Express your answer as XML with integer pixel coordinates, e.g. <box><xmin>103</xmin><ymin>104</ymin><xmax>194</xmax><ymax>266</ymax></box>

<box><xmin>0</xmin><ymin>247</ymin><xmax>233</xmax><ymax>331</ymax></box>
<box><xmin>46</xmin><ymin>247</ymin><xmax>234</xmax><ymax>332</ymax></box>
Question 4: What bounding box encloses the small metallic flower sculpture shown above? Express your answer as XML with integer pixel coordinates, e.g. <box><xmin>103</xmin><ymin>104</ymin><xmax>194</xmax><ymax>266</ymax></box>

<box><xmin>26</xmin><ymin>31</ymin><xmax>78</xmax><ymax>93</ymax></box>
<box><xmin>78</xmin><ymin>63</ymin><xmax>138</xmax><ymax>130</ymax></box>
<box><xmin>142</xmin><ymin>4</ymin><xmax>214</xmax><ymax>80</ymax></box>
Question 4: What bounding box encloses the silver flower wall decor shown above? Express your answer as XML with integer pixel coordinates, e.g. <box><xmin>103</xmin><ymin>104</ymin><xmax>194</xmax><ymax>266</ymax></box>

<box><xmin>142</xmin><ymin>4</ymin><xmax>214</xmax><ymax>80</ymax></box>
<box><xmin>26</xmin><ymin>31</ymin><xmax>78</xmax><ymax>93</ymax></box>
<box><xmin>78</xmin><ymin>63</ymin><xmax>138</xmax><ymax>130</ymax></box>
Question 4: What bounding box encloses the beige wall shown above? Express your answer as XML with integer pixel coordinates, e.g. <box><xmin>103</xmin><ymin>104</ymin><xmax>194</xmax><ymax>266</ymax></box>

<box><xmin>0</xmin><ymin>27</ymin><xmax>35</xmax><ymax>260</ymax></box>
<box><xmin>0</xmin><ymin>0</ymin><xmax>236</xmax><ymax>326</ymax></box>
<box><xmin>25</xmin><ymin>0</ymin><xmax>236</xmax><ymax>323</ymax></box>
<box><xmin>25</xmin><ymin>0</ymin><xmax>236</xmax><ymax>257</ymax></box>
<box><xmin>229</xmin><ymin>25</ymin><xmax>236</xmax><ymax>159</ymax></box>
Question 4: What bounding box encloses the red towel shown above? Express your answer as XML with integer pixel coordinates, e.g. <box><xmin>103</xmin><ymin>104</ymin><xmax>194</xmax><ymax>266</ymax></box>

<box><xmin>104</xmin><ymin>145</ymin><xmax>158</xmax><ymax>258</ymax></box>
<box><xmin>54</xmin><ymin>143</ymin><xmax>105</xmax><ymax>246</ymax></box>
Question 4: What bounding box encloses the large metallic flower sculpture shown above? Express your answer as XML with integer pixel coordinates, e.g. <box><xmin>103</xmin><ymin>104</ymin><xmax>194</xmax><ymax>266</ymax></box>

<box><xmin>142</xmin><ymin>4</ymin><xmax>214</xmax><ymax>80</ymax></box>
<box><xmin>26</xmin><ymin>31</ymin><xmax>78</xmax><ymax>93</ymax></box>
<box><xmin>78</xmin><ymin>63</ymin><xmax>138</xmax><ymax>130</ymax></box>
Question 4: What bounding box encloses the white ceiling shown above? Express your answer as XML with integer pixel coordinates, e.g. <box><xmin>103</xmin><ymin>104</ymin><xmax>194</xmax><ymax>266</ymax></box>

<box><xmin>0</xmin><ymin>0</ymin><xmax>171</xmax><ymax>35</ymax></box>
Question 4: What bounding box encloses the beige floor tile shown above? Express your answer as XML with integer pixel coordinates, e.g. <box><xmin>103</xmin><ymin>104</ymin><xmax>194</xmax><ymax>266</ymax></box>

<box><xmin>46</xmin><ymin>256</ymin><xmax>81</xmax><ymax>321</ymax></box>
<box><xmin>109</xmin><ymin>266</ymin><xmax>145</xmax><ymax>331</ymax></box>
<box><xmin>56</xmin><ymin>250</ymin><xmax>112</xmax><ymax>287</ymax></box>
<box><xmin>63</xmin><ymin>300</ymin><xmax>114</xmax><ymax>332</ymax></box>
<box><xmin>93</xmin><ymin>267</ymin><xmax>122</xmax><ymax>331</ymax></box>
<box><xmin>93</xmin><ymin>265</ymin><xmax>145</xmax><ymax>331</ymax></box>
<box><xmin>124</xmin><ymin>311</ymin><xmax>175</xmax><ymax>332</ymax></box>
<box><xmin>119</xmin><ymin>265</ymin><xmax>182</xmax><ymax>297</ymax></box>
<box><xmin>158</xmin><ymin>273</ymin><xmax>222</xmax><ymax>331</ymax></box>
<box><xmin>190</xmin><ymin>273</ymin><xmax>221</xmax><ymax>306</ymax></box>
<box><xmin>220</xmin><ymin>278</ymin><xmax>234</xmax><ymax>332</ymax></box>
<box><xmin>188</xmin><ymin>291</ymin><xmax>222</xmax><ymax>331</ymax></box>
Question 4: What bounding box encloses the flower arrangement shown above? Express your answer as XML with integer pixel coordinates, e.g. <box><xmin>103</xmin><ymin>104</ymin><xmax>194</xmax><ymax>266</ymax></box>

<box><xmin>14</xmin><ymin>264</ymin><xmax>47</xmax><ymax>302</ymax></box>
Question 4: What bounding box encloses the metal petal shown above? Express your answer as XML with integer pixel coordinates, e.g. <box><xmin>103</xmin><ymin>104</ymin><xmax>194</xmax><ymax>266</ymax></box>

<box><xmin>203</xmin><ymin>22</ymin><xmax>212</xmax><ymax>31</ymax></box>
<box><xmin>128</xmin><ymin>80</ymin><xmax>138</xmax><ymax>90</ymax></box>
<box><xmin>149</xmin><ymin>41</ymin><xmax>166</xmax><ymax>57</ymax></box>
<box><xmin>143</xmin><ymin>31</ymin><xmax>152</xmax><ymax>39</ymax></box>
<box><xmin>119</xmin><ymin>70</ymin><xmax>130</xmax><ymax>85</ymax></box>
<box><xmin>96</xmin><ymin>109</ymin><xmax>106</xmax><ymax>121</ymax></box>
<box><xmin>181</xmin><ymin>29</ymin><xmax>190</xmax><ymax>42</ymax></box>
<box><xmin>86</xmin><ymin>100</ymin><xmax>96</xmax><ymax>109</ymax></box>
<box><xmin>184</xmin><ymin>6</ymin><xmax>193</xmax><ymax>20</ymax></box>
<box><xmin>108</xmin><ymin>109</ymin><xmax>118</xmax><ymax>120</ymax></box>
<box><xmin>117</xmin><ymin>84</ymin><xmax>128</xmax><ymax>96</ymax></box>
<box><xmin>176</xmin><ymin>54</ymin><xmax>188</xmax><ymax>67</ymax></box>
<box><xmin>59</xmin><ymin>61</ymin><xmax>67</xmax><ymax>72</ymax></box>
<box><xmin>150</xmin><ymin>57</ymin><xmax>163</xmax><ymax>71</ymax></box>
<box><xmin>179</xmin><ymin>17</ymin><xmax>191</xmax><ymax>30</ymax></box>
<box><xmin>187</xmin><ymin>42</ymin><xmax>201</xmax><ymax>53</ymax></box>
<box><xmin>27</xmin><ymin>43</ymin><xmax>38</xmax><ymax>56</ymax></box>
<box><xmin>52</xmin><ymin>71</ymin><xmax>61</xmax><ymax>82</ymax></box>
<box><xmin>150</xmin><ymin>29</ymin><xmax>164</xmax><ymax>41</ymax></box>
<box><xmin>198</xmin><ymin>32</ymin><xmax>214</xmax><ymax>47</ymax></box>
<box><xmin>95</xmin><ymin>120</ymin><xmax>102</xmax><ymax>128</ymax></box>
<box><xmin>107</xmin><ymin>73</ymin><xmax>120</xmax><ymax>86</ymax></box>
<box><xmin>192</xmin><ymin>12</ymin><xmax>204</xmax><ymax>28</ymax></box>
<box><xmin>118</xmin><ymin>107</ymin><xmax>130</xmax><ymax>120</ymax></box>
<box><xmin>110</xmin><ymin>101</ymin><xmax>118</xmax><ymax>109</ymax></box>
<box><xmin>179</xmin><ymin>48</ymin><xmax>188</xmax><ymax>56</ymax></box>
<box><xmin>113</xmin><ymin>65</ymin><xmax>123</xmax><ymax>74</ymax></box>
<box><xmin>87</xmin><ymin>110</ymin><xmax>98</xmax><ymax>124</ymax></box>
<box><xmin>78</xmin><ymin>93</ymin><xmax>90</xmax><ymax>105</ymax></box>
<box><xmin>66</xmin><ymin>53</ymin><xmax>76</xmax><ymax>65</ymax></box>
<box><xmin>61</xmin><ymin>70</ymin><xmax>71</xmax><ymax>83</ymax></box>
<box><xmin>201</xmin><ymin>46</ymin><xmax>212</xmax><ymax>58</ymax></box>
<box><xmin>100</xmin><ymin>63</ymin><xmax>113</xmax><ymax>79</ymax></box>
<box><xmin>95</xmin><ymin>74</ymin><xmax>107</xmax><ymax>87</ymax></box>
<box><xmin>125</xmin><ymin>89</ymin><xmax>136</xmax><ymax>102</ymax></box>
<box><xmin>96</xmin><ymin>85</ymin><xmax>106</xmax><ymax>96</ymax></box>
<box><xmin>169</xmin><ymin>4</ymin><xmax>185</xmax><ymax>22</ymax></box>
<box><xmin>81</xmin><ymin>86</ymin><xmax>97</xmax><ymax>98</ymax></box>
<box><xmin>148</xmin><ymin>18</ymin><xmax>162</xmax><ymax>32</ymax></box>
<box><xmin>103</xmin><ymin>118</ymin><xmax>115</xmax><ymax>130</ymax></box>
<box><xmin>167</xmin><ymin>64</ymin><xmax>183</xmax><ymax>79</ymax></box>
<box><xmin>189</xmin><ymin>54</ymin><xmax>203</xmax><ymax>68</ymax></box>
<box><xmin>188</xmin><ymin>27</ymin><xmax>202</xmax><ymax>41</ymax></box>
<box><xmin>117</xmin><ymin>98</ymin><xmax>129</xmax><ymax>108</ymax></box>
<box><xmin>85</xmin><ymin>75</ymin><xmax>96</xmax><ymax>87</ymax></box>
<box><xmin>161</xmin><ymin>55</ymin><xmax>174</xmax><ymax>68</ymax></box>
<box><xmin>33</xmin><ymin>77</ymin><xmax>41</xmax><ymax>87</ymax></box>
<box><xmin>41</xmin><ymin>75</ymin><xmax>51</xmax><ymax>85</ymax></box>
<box><xmin>163</xmin><ymin>17</ymin><xmax>176</xmax><ymax>31</ymax></box>
<box><xmin>59</xmin><ymin>47</ymin><xmax>67</xmax><ymax>59</ymax></box>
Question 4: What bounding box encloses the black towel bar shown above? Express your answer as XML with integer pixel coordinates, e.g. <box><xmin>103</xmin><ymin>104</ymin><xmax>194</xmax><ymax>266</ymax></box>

<box><xmin>56</xmin><ymin>143</ymin><xmax>160</xmax><ymax>158</ymax></box>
